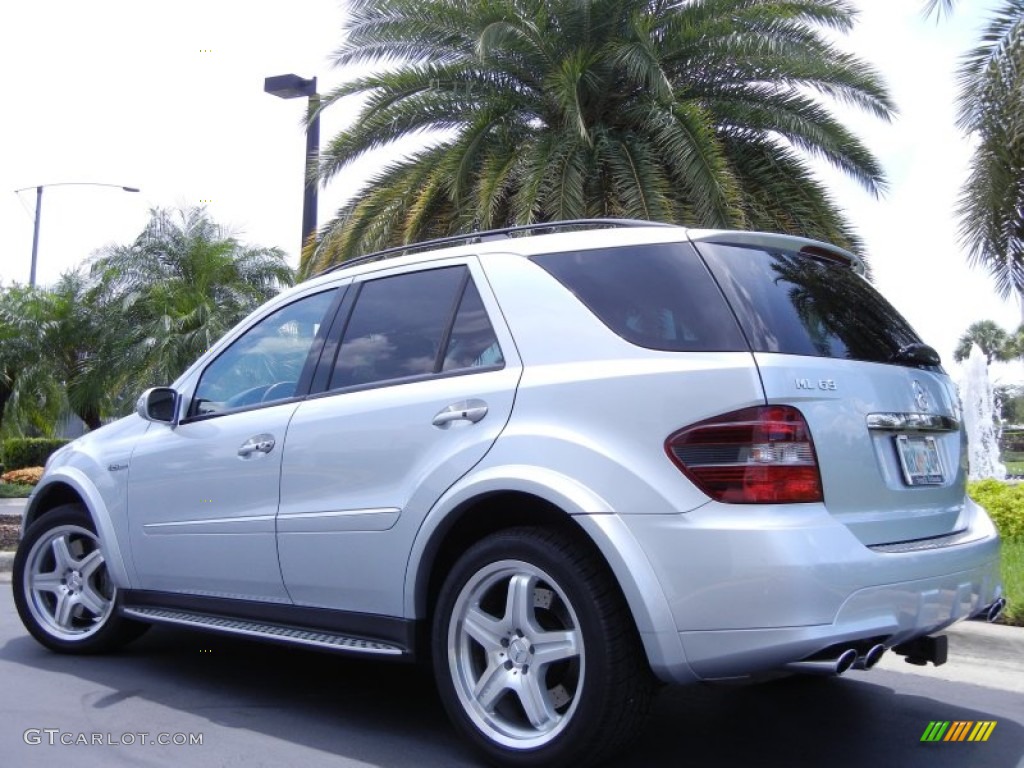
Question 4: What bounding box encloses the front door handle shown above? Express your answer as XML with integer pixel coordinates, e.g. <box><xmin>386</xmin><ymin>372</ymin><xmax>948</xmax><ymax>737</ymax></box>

<box><xmin>432</xmin><ymin>400</ymin><xmax>488</xmax><ymax>428</ymax></box>
<box><xmin>238</xmin><ymin>433</ymin><xmax>276</xmax><ymax>458</ymax></box>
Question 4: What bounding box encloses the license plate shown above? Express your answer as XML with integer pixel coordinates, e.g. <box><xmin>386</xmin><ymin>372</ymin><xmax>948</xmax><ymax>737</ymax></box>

<box><xmin>895</xmin><ymin>435</ymin><xmax>944</xmax><ymax>486</ymax></box>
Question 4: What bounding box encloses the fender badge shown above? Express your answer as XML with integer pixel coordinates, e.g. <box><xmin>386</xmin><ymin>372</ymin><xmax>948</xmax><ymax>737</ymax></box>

<box><xmin>108</xmin><ymin>462</ymin><xmax>129</xmax><ymax>472</ymax></box>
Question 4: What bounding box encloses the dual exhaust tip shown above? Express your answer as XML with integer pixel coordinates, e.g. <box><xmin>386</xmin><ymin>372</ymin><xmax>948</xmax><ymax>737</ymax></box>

<box><xmin>784</xmin><ymin>644</ymin><xmax>885</xmax><ymax>677</ymax></box>
<box><xmin>784</xmin><ymin>598</ymin><xmax>1007</xmax><ymax>677</ymax></box>
<box><xmin>975</xmin><ymin>597</ymin><xmax>1007</xmax><ymax>624</ymax></box>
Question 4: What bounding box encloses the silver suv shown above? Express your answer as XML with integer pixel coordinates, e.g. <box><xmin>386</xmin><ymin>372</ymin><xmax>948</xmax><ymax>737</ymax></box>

<box><xmin>14</xmin><ymin>221</ymin><xmax>1004</xmax><ymax>766</ymax></box>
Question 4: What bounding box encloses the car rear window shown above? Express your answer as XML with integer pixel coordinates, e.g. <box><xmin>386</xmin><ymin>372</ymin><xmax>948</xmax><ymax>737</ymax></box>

<box><xmin>531</xmin><ymin>243</ymin><xmax>747</xmax><ymax>352</ymax></box>
<box><xmin>696</xmin><ymin>242</ymin><xmax>922</xmax><ymax>363</ymax></box>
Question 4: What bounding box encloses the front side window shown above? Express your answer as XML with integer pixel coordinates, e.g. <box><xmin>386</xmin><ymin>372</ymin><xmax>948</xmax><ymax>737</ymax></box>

<box><xmin>192</xmin><ymin>289</ymin><xmax>337</xmax><ymax>416</ymax></box>
<box><xmin>329</xmin><ymin>267</ymin><xmax>503</xmax><ymax>390</ymax></box>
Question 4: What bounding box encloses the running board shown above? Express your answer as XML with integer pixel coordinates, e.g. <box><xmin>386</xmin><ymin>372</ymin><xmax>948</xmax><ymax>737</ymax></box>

<box><xmin>122</xmin><ymin>606</ymin><xmax>406</xmax><ymax>656</ymax></box>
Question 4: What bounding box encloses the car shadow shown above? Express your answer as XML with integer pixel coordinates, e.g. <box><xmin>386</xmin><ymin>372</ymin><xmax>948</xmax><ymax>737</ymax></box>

<box><xmin>2</xmin><ymin>625</ymin><xmax>1021</xmax><ymax>767</ymax></box>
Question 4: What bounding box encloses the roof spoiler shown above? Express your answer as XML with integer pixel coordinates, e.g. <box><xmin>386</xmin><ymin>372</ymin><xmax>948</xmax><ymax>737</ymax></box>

<box><xmin>687</xmin><ymin>230</ymin><xmax>865</xmax><ymax>275</ymax></box>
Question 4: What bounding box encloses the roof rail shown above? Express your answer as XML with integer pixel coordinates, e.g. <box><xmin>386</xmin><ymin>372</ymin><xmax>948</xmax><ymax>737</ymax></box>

<box><xmin>320</xmin><ymin>218</ymin><xmax>677</xmax><ymax>274</ymax></box>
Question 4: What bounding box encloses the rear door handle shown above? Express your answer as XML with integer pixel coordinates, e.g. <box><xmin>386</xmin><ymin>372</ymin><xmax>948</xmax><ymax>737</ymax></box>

<box><xmin>238</xmin><ymin>434</ymin><xmax>276</xmax><ymax>458</ymax></box>
<box><xmin>432</xmin><ymin>400</ymin><xmax>488</xmax><ymax>428</ymax></box>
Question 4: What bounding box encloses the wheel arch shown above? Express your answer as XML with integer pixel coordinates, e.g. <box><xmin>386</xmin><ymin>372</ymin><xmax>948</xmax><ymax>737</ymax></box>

<box><xmin>25</xmin><ymin>470</ymin><xmax>133</xmax><ymax>588</ymax></box>
<box><xmin>406</xmin><ymin>467</ymin><xmax>693</xmax><ymax>682</ymax></box>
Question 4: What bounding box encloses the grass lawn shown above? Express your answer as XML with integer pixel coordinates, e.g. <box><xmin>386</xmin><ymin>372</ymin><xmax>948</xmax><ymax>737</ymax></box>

<box><xmin>1001</xmin><ymin>539</ymin><xmax>1024</xmax><ymax>626</ymax></box>
<box><xmin>0</xmin><ymin>483</ymin><xmax>32</xmax><ymax>499</ymax></box>
<box><xmin>1004</xmin><ymin>461</ymin><xmax>1024</xmax><ymax>476</ymax></box>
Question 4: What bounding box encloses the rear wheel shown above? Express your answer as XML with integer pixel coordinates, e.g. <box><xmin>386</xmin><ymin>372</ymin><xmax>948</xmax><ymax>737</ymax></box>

<box><xmin>432</xmin><ymin>527</ymin><xmax>654</xmax><ymax>767</ymax></box>
<box><xmin>13</xmin><ymin>504</ymin><xmax>148</xmax><ymax>653</ymax></box>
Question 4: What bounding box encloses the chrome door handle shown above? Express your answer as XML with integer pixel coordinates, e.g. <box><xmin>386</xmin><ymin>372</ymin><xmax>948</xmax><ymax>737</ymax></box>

<box><xmin>238</xmin><ymin>434</ymin><xmax>276</xmax><ymax>457</ymax></box>
<box><xmin>432</xmin><ymin>400</ymin><xmax>488</xmax><ymax>428</ymax></box>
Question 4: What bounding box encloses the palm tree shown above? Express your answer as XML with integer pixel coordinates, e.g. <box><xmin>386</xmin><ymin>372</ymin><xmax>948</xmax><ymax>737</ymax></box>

<box><xmin>926</xmin><ymin>0</ymin><xmax>1024</xmax><ymax>310</ymax></box>
<box><xmin>0</xmin><ymin>284</ymin><xmax>68</xmax><ymax>437</ymax></box>
<box><xmin>953</xmin><ymin>319</ymin><xmax>1011</xmax><ymax>364</ymax></box>
<box><xmin>89</xmin><ymin>206</ymin><xmax>295</xmax><ymax>393</ymax></box>
<box><xmin>41</xmin><ymin>272</ymin><xmax>124</xmax><ymax>431</ymax></box>
<box><xmin>305</xmin><ymin>0</ymin><xmax>893</xmax><ymax>272</ymax></box>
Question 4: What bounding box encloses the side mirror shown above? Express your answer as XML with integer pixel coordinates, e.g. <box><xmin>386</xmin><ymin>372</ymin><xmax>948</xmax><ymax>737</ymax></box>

<box><xmin>136</xmin><ymin>387</ymin><xmax>179</xmax><ymax>424</ymax></box>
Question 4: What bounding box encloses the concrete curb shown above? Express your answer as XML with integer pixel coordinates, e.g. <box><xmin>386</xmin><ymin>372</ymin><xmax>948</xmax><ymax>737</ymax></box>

<box><xmin>0</xmin><ymin>551</ymin><xmax>13</xmax><ymax>574</ymax></box>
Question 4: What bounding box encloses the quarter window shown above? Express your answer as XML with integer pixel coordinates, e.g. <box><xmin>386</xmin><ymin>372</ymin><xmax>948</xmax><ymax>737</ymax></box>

<box><xmin>531</xmin><ymin>243</ymin><xmax>746</xmax><ymax>352</ymax></box>
<box><xmin>192</xmin><ymin>289</ymin><xmax>337</xmax><ymax>416</ymax></box>
<box><xmin>443</xmin><ymin>280</ymin><xmax>504</xmax><ymax>371</ymax></box>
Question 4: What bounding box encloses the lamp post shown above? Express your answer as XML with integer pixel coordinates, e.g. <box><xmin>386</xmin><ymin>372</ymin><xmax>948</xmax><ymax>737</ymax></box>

<box><xmin>264</xmin><ymin>73</ymin><xmax>320</xmax><ymax>254</ymax></box>
<box><xmin>14</xmin><ymin>182</ymin><xmax>140</xmax><ymax>287</ymax></box>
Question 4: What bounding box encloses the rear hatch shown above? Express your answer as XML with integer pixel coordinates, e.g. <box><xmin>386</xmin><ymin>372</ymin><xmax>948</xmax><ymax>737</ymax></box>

<box><xmin>693</xmin><ymin>233</ymin><xmax>965</xmax><ymax>546</ymax></box>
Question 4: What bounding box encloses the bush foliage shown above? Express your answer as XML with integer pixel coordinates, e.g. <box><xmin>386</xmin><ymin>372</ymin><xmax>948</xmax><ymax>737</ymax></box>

<box><xmin>1</xmin><ymin>467</ymin><xmax>44</xmax><ymax>486</ymax></box>
<box><xmin>2</xmin><ymin>438</ymin><xmax>69</xmax><ymax>471</ymax></box>
<box><xmin>969</xmin><ymin>480</ymin><xmax>1024</xmax><ymax>540</ymax></box>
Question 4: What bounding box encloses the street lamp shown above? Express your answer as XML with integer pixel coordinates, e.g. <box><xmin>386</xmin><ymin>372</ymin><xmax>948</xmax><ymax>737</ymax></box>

<box><xmin>14</xmin><ymin>182</ymin><xmax>141</xmax><ymax>287</ymax></box>
<box><xmin>264</xmin><ymin>73</ymin><xmax>320</xmax><ymax>254</ymax></box>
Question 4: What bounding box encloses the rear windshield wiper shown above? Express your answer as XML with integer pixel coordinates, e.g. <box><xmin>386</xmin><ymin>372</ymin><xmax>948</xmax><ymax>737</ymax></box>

<box><xmin>890</xmin><ymin>343</ymin><xmax>941</xmax><ymax>367</ymax></box>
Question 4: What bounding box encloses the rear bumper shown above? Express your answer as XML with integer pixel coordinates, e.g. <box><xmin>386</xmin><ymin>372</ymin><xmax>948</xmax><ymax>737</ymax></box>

<box><xmin>678</xmin><ymin>560</ymin><xmax>1002</xmax><ymax>679</ymax></box>
<box><xmin>607</xmin><ymin>499</ymin><xmax>1002</xmax><ymax>683</ymax></box>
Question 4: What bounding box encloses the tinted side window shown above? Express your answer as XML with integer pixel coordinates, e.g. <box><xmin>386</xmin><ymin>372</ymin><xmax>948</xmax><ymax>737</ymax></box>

<box><xmin>193</xmin><ymin>289</ymin><xmax>337</xmax><ymax>416</ymax></box>
<box><xmin>697</xmin><ymin>243</ymin><xmax>922</xmax><ymax>363</ymax></box>
<box><xmin>330</xmin><ymin>267</ymin><xmax>466</xmax><ymax>389</ymax></box>
<box><xmin>531</xmin><ymin>243</ymin><xmax>746</xmax><ymax>352</ymax></box>
<box><xmin>442</xmin><ymin>280</ymin><xmax>504</xmax><ymax>371</ymax></box>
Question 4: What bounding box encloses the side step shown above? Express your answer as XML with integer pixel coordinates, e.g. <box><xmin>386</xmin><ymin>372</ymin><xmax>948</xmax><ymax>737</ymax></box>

<box><xmin>122</xmin><ymin>606</ymin><xmax>406</xmax><ymax>657</ymax></box>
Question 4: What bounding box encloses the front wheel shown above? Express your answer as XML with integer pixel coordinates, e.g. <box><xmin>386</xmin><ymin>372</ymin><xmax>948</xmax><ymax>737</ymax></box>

<box><xmin>13</xmin><ymin>504</ymin><xmax>148</xmax><ymax>653</ymax></box>
<box><xmin>432</xmin><ymin>527</ymin><xmax>654</xmax><ymax>767</ymax></box>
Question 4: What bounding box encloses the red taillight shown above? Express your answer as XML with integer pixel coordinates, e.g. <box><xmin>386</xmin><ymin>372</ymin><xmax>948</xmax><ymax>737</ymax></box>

<box><xmin>665</xmin><ymin>406</ymin><xmax>823</xmax><ymax>503</ymax></box>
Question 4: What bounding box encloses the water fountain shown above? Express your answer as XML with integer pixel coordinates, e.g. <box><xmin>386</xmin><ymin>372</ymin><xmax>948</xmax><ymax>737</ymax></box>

<box><xmin>961</xmin><ymin>344</ymin><xmax>1007</xmax><ymax>480</ymax></box>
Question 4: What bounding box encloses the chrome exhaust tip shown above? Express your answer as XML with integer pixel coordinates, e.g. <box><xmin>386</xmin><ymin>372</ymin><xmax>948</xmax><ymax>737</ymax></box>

<box><xmin>971</xmin><ymin>597</ymin><xmax>1007</xmax><ymax>623</ymax></box>
<box><xmin>853</xmin><ymin>643</ymin><xmax>886</xmax><ymax>670</ymax></box>
<box><xmin>986</xmin><ymin>597</ymin><xmax>1007</xmax><ymax>623</ymax></box>
<box><xmin>784</xmin><ymin>648</ymin><xmax>858</xmax><ymax>676</ymax></box>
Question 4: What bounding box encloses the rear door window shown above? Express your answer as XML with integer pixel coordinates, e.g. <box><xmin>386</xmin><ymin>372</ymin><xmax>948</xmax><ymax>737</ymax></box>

<box><xmin>696</xmin><ymin>242</ymin><xmax>923</xmax><ymax>363</ymax></box>
<box><xmin>328</xmin><ymin>266</ymin><xmax>504</xmax><ymax>390</ymax></box>
<box><xmin>531</xmin><ymin>243</ymin><xmax>746</xmax><ymax>352</ymax></box>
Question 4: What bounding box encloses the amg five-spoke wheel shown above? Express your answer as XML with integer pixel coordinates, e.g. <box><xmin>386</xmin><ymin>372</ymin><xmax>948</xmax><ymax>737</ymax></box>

<box><xmin>433</xmin><ymin>527</ymin><xmax>655</xmax><ymax>768</ymax></box>
<box><xmin>13</xmin><ymin>505</ymin><xmax>147</xmax><ymax>653</ymax></box>
<box><xmin>449</xmin><ymin>561</ymin><xmax>584</xmax><ymax>748</ymax></box>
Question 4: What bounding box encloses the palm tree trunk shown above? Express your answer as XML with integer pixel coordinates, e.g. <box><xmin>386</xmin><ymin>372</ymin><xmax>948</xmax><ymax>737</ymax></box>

<box><xmin>79</xmin><ymin>407</ymin><xmax>102</xmax><ymax>432</ymax></box>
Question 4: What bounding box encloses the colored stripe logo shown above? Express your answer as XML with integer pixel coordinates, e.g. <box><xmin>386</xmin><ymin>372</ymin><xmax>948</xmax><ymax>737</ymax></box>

<box><xmin>921</xmin><ymin>721</ymin><xmax>996</xmax><ymax>742</ymax></box>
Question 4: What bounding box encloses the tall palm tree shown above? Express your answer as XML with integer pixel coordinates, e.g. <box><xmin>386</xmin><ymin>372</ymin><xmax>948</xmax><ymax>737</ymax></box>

<box><xmin>0</xmin><ymin>285</ymin><xmax>56</xmax><ymax>436</ymax></box>
<box><xmin>0</xmin><ymin>279</ymin><xmax>103</xmax><ymax>435</ymax></box>
<box><xmin>306</xmin><ymin>0</ymin><xmax>893</xmax><ymax>272</ymax></box>
<box><xmin>89</xmin><ymin>206</ymin><xmax>295</xmax><ymax>394</ymax></box>
<box><xmin>927</xmin><ymin>0</ymin><xmax>1024</xmax><ymax>308</ymax></box>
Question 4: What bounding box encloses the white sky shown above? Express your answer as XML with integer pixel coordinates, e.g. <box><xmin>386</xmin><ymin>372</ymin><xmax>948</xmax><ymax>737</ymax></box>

<box><xmin>0</xmin><ymin>0</ymin><xmax>1019</xmax><ymax>382</ymax></box>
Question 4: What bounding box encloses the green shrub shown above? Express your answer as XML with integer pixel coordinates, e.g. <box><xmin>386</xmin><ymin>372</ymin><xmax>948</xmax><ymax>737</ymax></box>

<box><xmin>1</xmin><ymin>438</ymin><xmax>70</xmax><ymax>471</ymax></box>
<box><xmin>0</xmin><ymin>483</ymin><xmax>33</xmax><ymax>498</ymax></box>
<box><xmin>968</xmin><ymin>479</ymin><xmax>1024</xmax><ymax>540</ymax></box>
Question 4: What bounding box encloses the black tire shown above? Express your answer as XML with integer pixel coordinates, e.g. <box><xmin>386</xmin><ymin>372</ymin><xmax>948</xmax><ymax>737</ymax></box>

<box><xmin>12</xmin><ymin>504</ymin><xmax>149</xmax><ymax>653</ymax></box>
<box><xmin>432</xmin><ymin>526</ymin><xmax>655</xmax><ymax>767</ymax></box>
